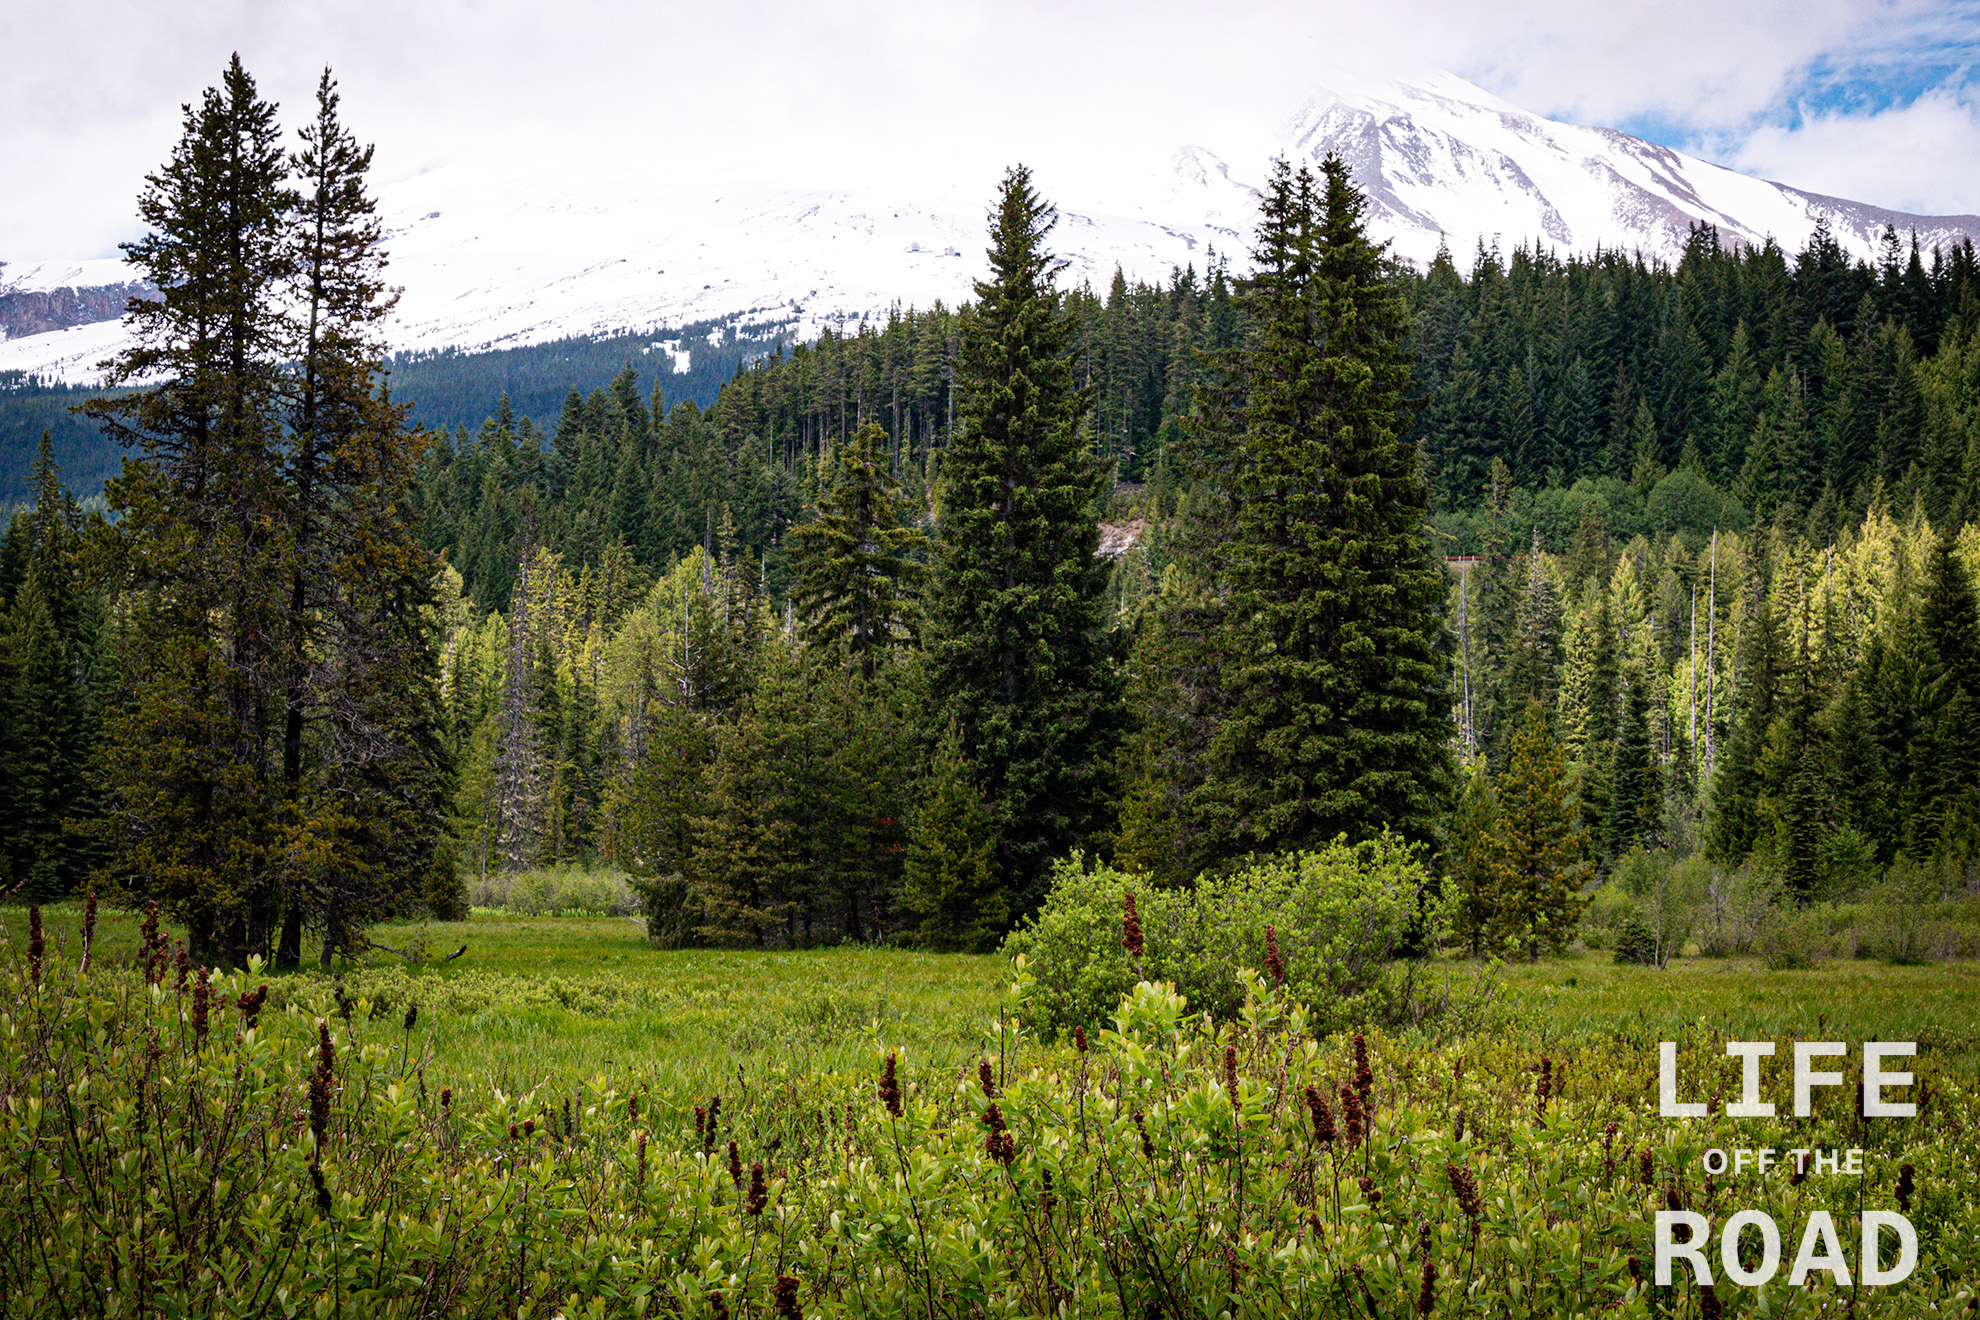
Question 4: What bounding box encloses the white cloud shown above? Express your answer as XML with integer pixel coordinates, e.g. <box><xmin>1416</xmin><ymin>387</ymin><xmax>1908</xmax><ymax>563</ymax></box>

<box><xmin>1728</xmin><ymin>89</ymin><xmax>1980</xmax><ymax>215</ymax></box>
<box><xmin>2</xmin><ymin>0</ymin><xmax>1975</xmax><ymax>263</ymax></box>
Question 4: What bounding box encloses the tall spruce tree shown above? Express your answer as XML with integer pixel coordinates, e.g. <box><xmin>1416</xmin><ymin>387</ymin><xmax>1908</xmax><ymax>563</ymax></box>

<box><xmin>924</xmin><ymin>166</ymin><xmax>1121</xmax><ymax>924</ymax></box>
<box><xmin>86</xmin><ymin>59</ymin><xmax>446</xmax><ymax>965</ymax></box>
<box><xmin>1189</xmin><ymin>156</ymin><xmax>1453</xmax><ymax>863</ymax></box>
<box><xmin>88</xmin><ymin>55</ymin><xmax>296</xmax><ymax>962</ymax></box>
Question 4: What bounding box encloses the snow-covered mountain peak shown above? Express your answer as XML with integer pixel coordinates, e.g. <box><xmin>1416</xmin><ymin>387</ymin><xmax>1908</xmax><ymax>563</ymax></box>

<box><xmin>7</xmin><ymin>69</ymin><xmax>1980</xmax><ymax>387</ymax></box>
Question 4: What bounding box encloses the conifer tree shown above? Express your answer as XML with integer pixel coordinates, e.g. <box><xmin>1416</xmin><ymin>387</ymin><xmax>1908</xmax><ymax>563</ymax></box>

<box><xmin>1190</xmin><ymin>156</ymin><xmax>1453</xmax><ymax>863</ymax></box>
<box><xmin>1493</xmin><ymin>701</ymin><xmax>1588</xmax><ymax>956</ymax></box>
<box><xmin>924</xmin><ymin>166</ymin><xmax>1121</xmax><ymax>922</ymax></box>
<box><xmin>88</xmin><ymin>60</ymin><xmax>447</xmax><ymax>963</ymax></box>
<box><xmin>786</xmin><ymin>419</ymin><xmax>927</xmax><ymax>678</ymax></box>
<box><xmin>898</xmin><ymin>718</ymin><xmax>1002</xmax><ymax>951</ymax></box>
<box><xmin>89</xmin><ymin>55</ymin><xmax>296</xmax><ymax>962</ymax></box>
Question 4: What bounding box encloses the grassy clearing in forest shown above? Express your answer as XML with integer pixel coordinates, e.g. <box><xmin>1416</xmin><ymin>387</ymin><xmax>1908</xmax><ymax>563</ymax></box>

<box><xmin>8</xmin><ymin>904</ymin><xmax>1980</xmax><ymax>1316</ymax></box>
<box><xmin>15</xmin><ymin>903</ymin><xmax>1980</xmax><ymax>1084</ymax></box>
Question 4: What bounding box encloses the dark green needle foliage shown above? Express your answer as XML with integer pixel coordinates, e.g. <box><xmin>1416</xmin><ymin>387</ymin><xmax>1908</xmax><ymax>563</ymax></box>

<box><xmin>1190</xmin><ymin>156</ymin><xmax>1454</xmax><ymax>865</ymax></box>
<box><xmin>924</xmin><ymin>165</ymin><xmax>1123</xmax><ymax>927</ymax></box>
<box><xmin>786</xmin><ymin>419</ymin><xmax>927</xmax><ymax>679</ymax></box>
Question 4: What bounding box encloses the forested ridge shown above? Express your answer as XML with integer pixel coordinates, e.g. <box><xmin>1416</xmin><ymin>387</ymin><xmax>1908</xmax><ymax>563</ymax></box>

<box><xmin>8</xmin><ymin>54</ymin><xmax>1980</xmax><ymax>960</ymax></box>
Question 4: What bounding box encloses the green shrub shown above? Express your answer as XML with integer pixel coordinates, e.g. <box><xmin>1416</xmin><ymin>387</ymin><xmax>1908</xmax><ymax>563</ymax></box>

<box><xmin>1004</xmin><ymin>835</ymin><xmax>1462</xmax><ymax>1035</ymax></box>
<box><xmin>1612</xmin><ymin>912</ymin><xmax>1657</xmax><ymax>965</ymax></box>
<box><xmin>423</xmin><ymin>836</ymin><xmax>469</xmax><ymax>922</ymax></box>
<box><xmin>471</xmin><ymin>862</ymin><xmax>638</xmax><ymax>917</ymax></box>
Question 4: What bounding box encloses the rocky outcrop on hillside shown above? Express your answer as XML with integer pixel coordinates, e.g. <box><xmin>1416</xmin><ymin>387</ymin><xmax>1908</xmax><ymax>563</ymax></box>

<box><xmin>0</xmin><ymin>282</ymin><xmax>151</xmax><ymax>339</ymax></box>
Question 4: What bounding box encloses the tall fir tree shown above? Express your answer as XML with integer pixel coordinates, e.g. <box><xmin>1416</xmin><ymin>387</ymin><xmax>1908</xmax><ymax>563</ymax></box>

<box><xmin>1189</xmin><ymin>156</ymin><xmax>1453</xmax><ymax>864</ymax></box>
<box><xmin>85</xmin><ymin>59</ymin><xmax>446</xmax><ymax>964</ymax></box>
<box><xmin>924</xmin><ymin>166</ymin><xmax>1122</xmax><ymax>924</ymax></box>
<box><xmin>88</xmin><ymin>55</ymin><xmax>297</xmax><ymax>962</ymax></box>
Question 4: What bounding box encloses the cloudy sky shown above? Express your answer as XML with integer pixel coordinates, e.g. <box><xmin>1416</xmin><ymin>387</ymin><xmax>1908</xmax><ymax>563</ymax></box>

<box><xmin>4</xmin><ymin>0</ymin><xmax>1979</xmax><ymax>262</ymax></box>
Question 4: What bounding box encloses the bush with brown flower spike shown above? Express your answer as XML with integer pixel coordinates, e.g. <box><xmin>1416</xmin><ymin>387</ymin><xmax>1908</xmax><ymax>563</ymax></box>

<box><xmin>1416</xmin><ymin>1259</ymin><xmax>1436</xmax><ymax>1316</ymax></box>
<box><xmin>1446</xmin><ymin>1162</ymin><xmax>1483</xmax><ymax>1229</ymax></box>
<box><xmin>981</xmin><ymin>1102</ymin><xmax>1016</xmax><ymax>1165</ymax></box>
<box><xmin>236</xmin><ymin>983</ymin><xmax>267</xmax><ymax>1029</ymax></box>
<box><xmin>746</xmin><ymin>1162</ymin><xmax>768</xmax><ymax>1215</ymax></box>
<box><xmin>191</xmin><ymin>966</ymin><xmax>212</xmax><ymax>1045</ymax></box>
<box><xmin>978</xmin><ymin>1058</ymin><xmax>998</xmax><ymax>1099</ymax></box>
<box><xmin>1304</xmin><ymin>1085</ymin><xmax>1336</xmax><ymax>1146</ymax></box>
<box><xmin>1121</xmin><ymin>891</ymin><xmax>1144</xmax><ymax>960</ymax></box>
<box><xmin>1897</xmin><ymin>1162</ymin><xmax>1915</xmax><ymax>1213</ymax></box>
<box><xmin>138</xmin><ymin>901</ymin><xmax>160</xmax><ymax>977</ymax></box>
<box><xmin>1264</xmin><ymin>924</ymin><xmax>1285</xmax><ymax>985</ymax></box>
<box><xmin>26</xmin><ymin>906</ymin><xmax>43</xmax><ymax>985</ymax></box>
<box><xmin>879</xmin><ymin>1053</ymin><xmax>903</xmax><ymax>1118</ymax></box>
<box><xmin>1339</xmin><ymin>1082</ymin><xmax>1364</xmax><ymax>1148</ymax></box>
<box><xmin>1352</xmin><ymin>1034</ymin><xmax>1374</xmax><ymax>1108</ymax></box>
<box><xmin>310</xmin><ymin>1020</ymin><xmax>335</xmax><ymax>1147</ymax></box>
<box><xmin>773</xmin><ymin>1273</ymin><xmax>800</xmax><ymax>1320</ymax></box>
<box><xmin>727</xmin><ymin>1140</ymin><xmax>744</xmax><ymax>1189</ymax></box>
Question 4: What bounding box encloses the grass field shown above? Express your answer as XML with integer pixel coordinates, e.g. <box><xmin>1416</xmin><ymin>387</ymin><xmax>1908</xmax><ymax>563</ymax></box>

<box><xmin>18</xmin><ymin>902</ymin><xmax>1980</xmax><ymax>1089</ymax></box>
<box><xmin>7</xmin><ymin>901</ymin><xmax>1980</xmax><ymax>1316</ymax></box>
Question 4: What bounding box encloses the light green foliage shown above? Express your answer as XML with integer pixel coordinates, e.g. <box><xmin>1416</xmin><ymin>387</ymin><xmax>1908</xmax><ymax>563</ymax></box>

<box><xmin>1004</xmin><ymin>835</ymin><xmax>1459</xmax><ymax>1035</ymax></box>
<box><xmin>473</xmin><ymin>862</ymin><xmax>640</xmax><ymax>917</ymax></box>
<box><xmin>6</xmin><ymin>923</ymin><xmax>1980</xmax><ymax>1316</ymax></box>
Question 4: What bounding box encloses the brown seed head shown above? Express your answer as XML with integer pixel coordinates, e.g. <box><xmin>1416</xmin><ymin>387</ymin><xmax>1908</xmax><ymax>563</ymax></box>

<box><xmin>1304</xmin><ymin>1085</ymin><xmax>1336</xmax><ymax>1146</ymax></box>
<box><xmin>1446</xmin><ymin>1162</ymin><xmax>1484</xmax><ymax>1226</ymax></box>
<box><xmin>746</xmin><ymin>1161</ymin><xmax>768</xmax><ymax>1215</ymax></box>
<box><xmin>978</xmin><ymin>1058</ymin><xmax>998</xmax><ymax>1099</ymax></box>
<box><xmin>879</xmin><ymin>1053</ymin><xmax>903</xmax><ymax>1118</ymax></box>
<box><xmin>1339</xmin><ymin>1082</ymin><xmax>1364</xmax><ymax>1148</ymax></box>
<box><xmin>237</xmin><ymin>983</ymin><xmax>267</xmax><ymax>1029</ymax></box>
<box><xmin>772</xmin><ymin>1275</ymin><xmax>800</xmax><ymax>1320</ymax></box>
<box><xmin>727</xmin><ymin>1140</ymin><xmax>744</xmax><ymax>1188</ymax></box>
<box><xmin>1700</xmin><ymin>1283</ymin><xmax>1722</xmax><ymax>1320</ymax></box>
<box><xmin>1264</xmin><ymin>925</ymin><xmax>1285</xmax><ymax>985</ymax></box>
<box><xmin>1896</xmin><ymin>1162</ymin><xmax>1916</xmax><ymax>1213</ymax></box>
<box><xmin>1121</xmin><ymin>891</ymin><xmax>1144</xmax><ymax>959</ymax></box>
<box><xmin>1073</xmin><ymin>1024</ymin><xmax>1087</xmax><ymax>1053</ymax></box>
<box><xmin>1416</xmin><ymin>1260</ymin><xmax>1437</xmax><ymax>1317</ymax></box>
<box><xmin>403</xmin><ymin>1003</ymin><xmax>418</xmax><ymax>1033</ymax></box>
<box><xmin>1352</xmin><ymin>1034</ymin><xmax>1374</xmax><ymax>1106</ymax></box>
<box><xmin>1131</xmin><ymin>1108</ymin><xmax>1155</xmax><ymax>1160</ymax></box>
<box><xmin>310</xmin><ymin>1020</ymin><xmax>335</xmax><ymax>1146</ymax></box>
<box><xmin>191</xmin><ymin>966</ymin><xmax>212</xmax><ymax>1044</ymax></box>
<box><xmin>1358</xmin><ymin>1174</ymin><xmax>1381</xmax><ymax>1205</ymax></box>
<box><xmin>710</xmin><ymin>1291</ymin><xmax>730</xmax><ymax>1320</ymax></box>
<box><xmin>25</xmin><ymin>906</ymin><xmax>43</xmax><ymax>984</ymax></box>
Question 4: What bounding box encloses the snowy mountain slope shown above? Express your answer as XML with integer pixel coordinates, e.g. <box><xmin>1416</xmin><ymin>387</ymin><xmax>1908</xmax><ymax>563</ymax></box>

<box><xmin>1250</xmin><ymin>70</ymin><xmax>1980</xmax><ymax>269</ymax></box>
<box><xmin>6</xmin><ymin>70</ymin><xmax>1978</xmax><ymax>386</ymax></box>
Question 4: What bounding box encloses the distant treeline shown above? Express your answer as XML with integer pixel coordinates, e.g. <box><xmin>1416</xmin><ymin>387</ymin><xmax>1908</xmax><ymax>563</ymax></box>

<box><xmin>0</xmin><ymin>317</ymin><xmax>782</xmax><ymax>505</ymax></box>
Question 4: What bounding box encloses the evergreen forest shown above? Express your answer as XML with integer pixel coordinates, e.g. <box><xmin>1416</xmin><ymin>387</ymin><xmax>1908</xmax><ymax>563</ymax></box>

<box><xmin>9</xmin><ymin>55</ymin><xmax>1980</xmax><ymax>965</ymax></box>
